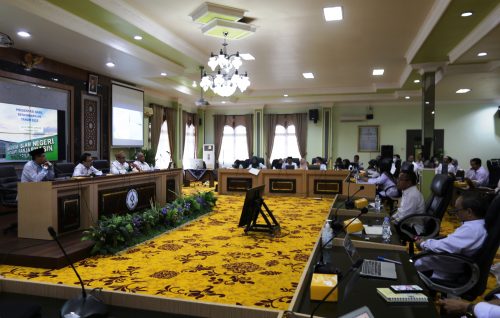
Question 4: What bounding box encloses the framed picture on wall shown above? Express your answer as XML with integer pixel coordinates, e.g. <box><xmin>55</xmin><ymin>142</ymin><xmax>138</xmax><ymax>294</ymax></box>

<box><xmin>358</xmin><ymin>125</ymin><xmax>379</xmax><ymax>152</ymax></box>
<box><xmin>88</xmin><ymin>74</ymin><xmax>98</xmax><ymax>95</ymax></box>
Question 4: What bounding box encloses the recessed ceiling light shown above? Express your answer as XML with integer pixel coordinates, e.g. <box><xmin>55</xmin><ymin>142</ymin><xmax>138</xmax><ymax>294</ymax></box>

<box><xmin>303</xmin><ymin>72</ymin><xmax>314</xmax><ymax>79</ymax></box>
<box><xmin>192</xmin><ymin>81</ymin><xmax>197</xmax><ymax>87</ymax></box>
<box><xmin>477</xmin><ymin>52</ymin><xmax>487</xmax><ymax>57</ymax></box>
<box><xmin>405</xmin><ymin>96</ymin><xmax>410</xmax><ymax>100</ymax></box>
<box><xmin>52</xmin><ymin>78</ymin><xmax>59</xmax><ymax>82</ymax></box>
<box><xmin>431</xmin><ymin>111</ymin><xmax>435</xmax><ymax>115</ymax></box>
<box><xmin>133</xmin><ymin>35</ymin><xmax>143</xmax><ymax>40</ymax></box>
<box><xmin>425</xmin><ymin>101</ymin><xmax>430</xmax><ymax>105</ymax></box>
<box><xmin>372</xmin><ymin>69</ymin><xmax>384</xmax><ymax>76</ymax></box>
<box><xmin>240</xmin><ymin>53</ymin><xmax>255</xmax><ymax>60</ymax></box>
<box><xmin>456</xmin><ymin>88</ymin><xmax>471</xmax><ymax>94</ymax></box>
<box><xmin>283</xmin><ymin>94</ymin><xmax>288</xmax><ymax>97</ymax></box>
<box><xmin>17</xmin><ymin>31</ymin><xmax>31</xmax><ymax>38</ymax></box>
<box><xmin>414</xmin><ymin>79</ymin><xmax>420</xmax><ymax>83</ymax></box>
<box><xmin>106</xmin><ymin>62</ymin><xmax>115</xmax><ymax>68</ymax></box>
<box><xmin>221</xmin><ymin>101</ymin><xmax>226</xmax><ymax>104</ymax></box>
<box><xmin>323</xmin><ymin>6</ymin><xmax>343</xmax><ymax>21</ymax></box>
<box><xmin>160</xmin><ymin>72</ymin><xmax>167</xmax><ymax>76</ymax></box>
<box><xmin>461</xmin><ymin>11</ymin><xmax>473</xmax><ymax>17</ymax></box>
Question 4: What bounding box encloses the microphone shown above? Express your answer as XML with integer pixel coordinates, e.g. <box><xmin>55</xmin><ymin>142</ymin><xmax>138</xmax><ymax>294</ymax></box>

<box><xmin>47</xmin><ymin>227</ymin><xmax>108</xmax><ymax>318</ymax></box>
<box><xmin>332</xmin><ymin>186</ymin><xmax>365</xmax><ymax>228</ymax></box>
<box><xmin>345</xmin><ymin>185</ymin><xmax>365</xmax><ymax>209</ymax></box>
<box><xmin>314</xmin><ymin>207</ymin><xmax>368</xmax><ymax>274</ymax></box>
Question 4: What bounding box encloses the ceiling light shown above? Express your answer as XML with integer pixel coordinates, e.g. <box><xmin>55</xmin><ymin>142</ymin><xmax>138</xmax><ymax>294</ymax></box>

<box><xmin>431</xmin><ymin>111</ymin><xmax>435</xmax><ymax>115</ymax></box>
<box><xmin>414</xmin><ymin>79</ymin><xmax>420</xmax><ymax>83</ymax></box>
<box><xmin>372</xmin><ymin>69</ymin><xmax>384</xmax><ymax>76</ymax></box>
<box><xmin>192</xmin><ymin>81</ymin><xmax>197</xmax><ymax>88</ymax></box>
<box><xmin>405</xmin><ymin>96</ymin><xmax>410</xmax><ymax>100</ymax></box>
<box><xmin>461</xmin><ymin>11</ymin><xmax>473</xmax><ymax>17</ymax></box>
<box><xmin>200</xmin><ymin>32</ymin><xmax>250</xmax><ymax>97</ymax></box>
<box><xmin>106</xmin><ymin>62</ymin><xmax>115</xmax><ymax>68</ymax></box>
<box><xmin>283</xmin><ymin>94</ymin><xmax>288</xmax><ymax>97</ymax></box>
<box><xmin>134</xmin><ymin>35</ymin><xmax>143</xmax><ymax>40</ymax></box>
<box><xmin>221</xmin><ymin>101</ymin><xmax>226</xmax><ymax>104</ymax></box>
<box><xmin>240</xmin><ymin>53</ymin><xmax>255</xmax><ymax>60</ymax></box>
<box><xmin>323</xmin><ymin>6</ymin><xmax>343</xmax><ymax>21</ymax></box>
<box><xmin>477</xmin><ymin>52</ymin><xmax>487</xmax><ymax>57</ymax></box>
<box><xmin>425</xmin><ymin>101</ymin><xmax>430</xmax><ymax>105</ymax></box>
<box><xmin>52</xmin><ymin>78</ymin><xmax>59</xmax><ymax>82</ymax></box>
<box><xmin>303</xmin><ymin>72</ymin><xmax>314</xmax><ymax>79</ymax></box>
<box><xmin>17</xmin><ymin>31</ymin><xmax>31</xmax><ymax>38</ymax></box>
<box><xmin>160</xmin><ymin>72</ymin><xmax>167</xmax><ymax>76</ymax></box>
<box><xmin>456</xmin><ymin>88</ymin><xmax>471</xmax><ymax>94</ymax></box>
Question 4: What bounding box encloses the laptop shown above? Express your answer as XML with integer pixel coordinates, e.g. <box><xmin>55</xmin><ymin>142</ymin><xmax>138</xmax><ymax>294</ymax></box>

<box><xmin>343</xmin><ymin>234</ymin><xmax>397</xmax><ymax>280</ymax></box>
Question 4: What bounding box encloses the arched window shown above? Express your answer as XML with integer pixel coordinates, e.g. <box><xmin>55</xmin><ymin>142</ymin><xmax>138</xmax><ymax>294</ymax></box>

<box><xmin>270</xmin><ymin>124</ymin><xmax>301</xmax><ymax>161</ymax></box>
<box><xmin>182</xmin><ymin>124</ymin><xmax>196</xmax><ymax>168</ymax></box>
<box><xmin>218</xmin><ymin>125</ymin><xmax>249</xmax><ymax>167</ymax></box>
<box><xmin>154</xmin><ymin>121</ymin><xmax>171</xmax><ymax>169</ymax></box>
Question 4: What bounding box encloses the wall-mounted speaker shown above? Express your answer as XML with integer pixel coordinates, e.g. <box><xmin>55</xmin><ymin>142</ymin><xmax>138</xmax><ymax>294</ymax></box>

<box><xmin>366</xmin><ymin>114</ymin><xmax>374</xmax><ymax>120</ymax></box>
<box><xmin>309</xmin><ymin>109</ymin><xmax>319</xmax><ymax>123</ymax></box>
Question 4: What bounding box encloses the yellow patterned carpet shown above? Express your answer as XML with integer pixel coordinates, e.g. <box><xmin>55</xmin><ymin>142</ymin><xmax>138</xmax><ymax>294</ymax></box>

<box><xmin>0</xmin><ymin>186</ymin><xmax>331</xmax><ymax>310</ymax></box>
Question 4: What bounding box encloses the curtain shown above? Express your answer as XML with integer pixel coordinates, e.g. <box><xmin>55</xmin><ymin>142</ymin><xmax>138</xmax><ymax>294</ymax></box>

<box><xmin>213</xmin><ymin>115</ymin><xmax>226</xmax><ymax>165</ymax></box>
<box><xmin>244</xmin><ymin>114</ymin><xmax>253</xmax><ymax>157</ymax></box>
<box><xmin>264</xmin><ymin>114</ymin><xmax>278</xmax><ymax>164</ymax></box>
<box><xmin>293</xmin><ymin>113</ymin><xmax>308</xmax><ymax>158</ymax></box>
<box><xmin>165</xmin><ymin>107</ymin><xmax>176</xmax><ymax>163</ymax></box>
<box><xmin>151</xmin><ymin>103</ymin><xmax>166</xmax><ymax>153</ymax></box>
<box><xmin>181</xmin><ymin>111</ymin><xmax>198</xmax><ymax>159</ymax></box>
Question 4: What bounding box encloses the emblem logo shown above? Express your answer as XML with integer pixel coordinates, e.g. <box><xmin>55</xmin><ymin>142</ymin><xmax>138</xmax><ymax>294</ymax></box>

<box><xmin>126</xmin><ymin>189</ymin><xmax>138</xmax><ymax>211</ymax></box>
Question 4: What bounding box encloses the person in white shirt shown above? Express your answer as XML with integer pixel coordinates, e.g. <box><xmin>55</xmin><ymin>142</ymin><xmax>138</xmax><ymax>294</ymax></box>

<box><xmin>465</xmin><ymin>158</ymin><xmax>489</xmax><ymax>187</ymax></box>
<box><xmin>248</xmin><ymin>156</ymin><xmax>266</xmax><ymax>170</ymax></box>
<box><xmin>133</xmin><ymin>152</ymin><xmax>151</xmax><ymax>172</ymax></box>
<box><xmin>411</xmin><ymin>154</ymin><xmax>424</xmax><ymax>175</ymax></box>
<box><xmin>110</xmin><ymin>151</ymin><xmax>131</xmax><ymax>174</ymax></box>
<box><xmin>415</xmin><ymin>192</ymin><xmax>488</xmax><ymax>280</ymax></box>
<box><xmin>21</xmin><ymin>148</ymin><xmax>54</xmax><ymax>182</ymax></box>
<box><xmin>435</xmin><ymin>155</ymin><xmax>457</xmax><ymax>175</ymax></box>
<box><xmin>73</xmin><ymin>153</ymin><xmax>102</xmax><ymax>177</ymax></box>
<box><xmin>299</xmin><ymin>158</ymin><xmax>308</xmax><ymax>170</ymax></box>
<box><xmin>392</xmin><ymin>171</ymin><xmax>425</xmax><ymax>222</ymax></box>
<box><xmin>438</xmin><ymin>295</ymin><xmax>500</xmax><ymax>318</ymax></box>
<box><xmin>352</xmin><ymin>154</ymin><xmax>363</xmax><ymax>170</ymax></box>
<box><xmin>282</xmin><ymin>157</ymin><xmax>297</xmax><ymax>169</ymax></box>
<box><xmin>314</xmin><ymin>157</ymin><xmax>327</xmax><ymax>171</ymax></box>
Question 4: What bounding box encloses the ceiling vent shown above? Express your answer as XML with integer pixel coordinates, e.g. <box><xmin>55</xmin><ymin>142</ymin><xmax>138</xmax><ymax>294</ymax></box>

<box><xmin>339</xmin><ymin>115</ymin><xmax>366</xmax><ymax>122</ymax></box>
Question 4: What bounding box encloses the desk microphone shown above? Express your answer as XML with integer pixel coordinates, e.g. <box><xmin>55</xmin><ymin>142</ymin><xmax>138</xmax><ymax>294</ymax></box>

<box><xmin>332</xmin><ymin>186</ymin><xmax>365</xmax><ymax>229</ymax></box>
<box><xmin>314</xmin><ymin>207</ymin><xmax>368</xmax><ymax>274</ymax></box>
<box><xmin>47</xmin><ymin>227</ymin><xmax>108</xmax><ymax>318</ymax></box>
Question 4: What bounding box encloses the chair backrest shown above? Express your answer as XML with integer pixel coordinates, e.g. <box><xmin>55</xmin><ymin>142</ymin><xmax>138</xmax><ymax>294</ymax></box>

<box><xmin>257</xmin><ymin>157</ymin><xmax>265</xmax><ymax>165</ymax></box>
<box><xmin>0</xmin><ymin>166</ymin><xmax>18</xmax><ymax>204</ymax></box>
<box><xmin>271</xmin><ymin>159</ymin><xmax>280</xmax><ymax>169</ymax></box>
<box><xmin>425</xmin><ymin>174</ymin><xmax>454</xmax><ymax>220</ymax></box>
<box><xmin>54</xmin><ymin>162</ymin><xmax>76</xmax><ymax>178</ymax></box>
<box><xmin>486</xmin><ymin>160</ymin><xmax>500</xmax><ymax>188</ymax></box>
<box><xmin>292</xmin><ymin>158</ymin><xmax>300</xmax><ymax>166</ymax></box>
<box><xmin>92</xmin><ymin>160</ymin><xmax>110</xmax><ymax>173</ymax></box>
<box><xmin>0</xmin><ymin>166</ymin><xmax>17</xmax><ymax>180</ymax></box>
<box><xmin>461</xmin><ymin>193</ymin><xmax>500</xmax><ymax>300</ymax></box>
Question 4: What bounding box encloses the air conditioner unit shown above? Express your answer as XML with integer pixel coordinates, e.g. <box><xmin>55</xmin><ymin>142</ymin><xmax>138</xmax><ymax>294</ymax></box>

<box><xmin>339</xmin><ymin>115</ymin><xmax>366</xmax><ymax>122</ymax></box>
<box><xmin>203</xmin><ymin>144</ymin><xmax>215</xmax><ymax>169</ymax></box>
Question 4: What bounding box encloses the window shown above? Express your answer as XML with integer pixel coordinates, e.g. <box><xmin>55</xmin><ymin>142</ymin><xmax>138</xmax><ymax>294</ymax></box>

<box><xmin>182</xmin><ymin>124</ymin><xmax>196</xmax><ymax>168</ymax></box>
<box><xmin>218</xmin><ymin>125</ymin><xmax>249</xmax><ymax>167</ymax></box>
<box><xmin>270</xmin><ymin>125</ymin><xmax>301</xmax><ymax>161</ymax></box>
<box><xmin>154</xmin><ymin>121</ymin><xmax>171</xmax><ymax>169</ymax></box>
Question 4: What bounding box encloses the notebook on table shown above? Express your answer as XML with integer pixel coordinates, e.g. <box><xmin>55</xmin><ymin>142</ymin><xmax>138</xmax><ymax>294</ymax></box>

<box><xmin>343</xmin><ymin>234</ymin><xmax>397</xmax><ymax>280</ymax></box>
<box><xmin>376</xmin><ymin>288</ymin><xmax>428</xmax><ymax>303</ymax></box>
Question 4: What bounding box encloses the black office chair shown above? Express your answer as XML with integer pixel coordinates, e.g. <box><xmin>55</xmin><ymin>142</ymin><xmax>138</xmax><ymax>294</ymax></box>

<box><xmin>396</xmin><ymin>174</ymin><xmax>454</xmax><ymax>256</ymax></box>
<box><xmin>292</xmin><ymin>158</ymin><xmax>300</xmax><ymax>166</ymax></box>
<box><xmin>54</xmin><ymin>162</ymin><xmax>76</xmax><ymax>178</ymax></box>
<box><xmin>271</xmin><ymin>159</ymin><xmax>282</xmax><ymax>169</ymax></box>
<box><xmin>0</xmin><ymin>166</ymin><xmax>19</xmax><ymax>234</ymax></box>
<box><xmin>257</xmin><ymin>157</ymin><xmax>265</xmax><ymax>165</ymax></box>
<box><xmin>92</xmin><ymin>160</ymin><xmax>110</xmax><ymax>174</ymax></box>
<box><xmin>487</xmin><ymin>160</ymin><xmax>500</xmax><ymax>188</ymax></box>
<box><xmin>241</xmin><ymin>159</ymin><xmax>250</xmax><ymax>169</ymax></box>
<box><xmin>401</xmin><ymin>161</ymin><xmax>414</xmax><ymax>173</ymax></box>
<box><xmin>413</xmin><ymin>193</ymin><xmax>500</xmax><ymax>300</ymax></box>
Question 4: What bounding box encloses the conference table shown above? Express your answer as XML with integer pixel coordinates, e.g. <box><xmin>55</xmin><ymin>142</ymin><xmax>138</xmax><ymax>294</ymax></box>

<box><xmin>17</xmin><ymin>168</ymin><xmax>183</xmax><ymax>240</ymax></box>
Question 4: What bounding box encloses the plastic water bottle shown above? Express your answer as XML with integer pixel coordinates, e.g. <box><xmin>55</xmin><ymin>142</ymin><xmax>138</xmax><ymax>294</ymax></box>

<box><xmin>382</xmin><ymin>217</ymin><xmax>391</xmax><ymax>243</ymax></box>
<box><xmin>322</xmin><ymin>221</ymin><xmax>333</xmax><ymax>249</ymax></box>
<box><xmin>374</xmin><ymin>195</ymin><xmax>381</xmax><ymax>212</ymax></box>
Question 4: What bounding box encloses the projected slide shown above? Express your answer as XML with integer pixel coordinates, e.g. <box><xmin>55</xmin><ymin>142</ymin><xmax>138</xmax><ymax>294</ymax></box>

<box><xmin>112</xmin><ymin>107</ymin><xmax>143</xmax><ymax>146</ymax></box>
<box><xmin>0</xmin><ymin>103</ymin><xmax>58</xmax><ymax>161</ymax></box>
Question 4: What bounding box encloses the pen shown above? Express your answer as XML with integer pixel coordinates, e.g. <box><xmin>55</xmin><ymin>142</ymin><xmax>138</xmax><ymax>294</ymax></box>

<box><xmin>377</xmin><ymin>256</ymin><xmax>402</xmax><ymax>265</ymax></box>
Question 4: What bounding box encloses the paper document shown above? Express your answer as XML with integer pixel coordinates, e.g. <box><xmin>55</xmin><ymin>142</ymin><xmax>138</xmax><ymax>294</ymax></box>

<box><xmin>363</xmin><ymin>225</ymin><xmax>383</xmax><ymax>235</ymax></box>
<box><xmin>248</xmin><ymin>168</ymin><xmax>260</xmax><ymax>176</ymax></box>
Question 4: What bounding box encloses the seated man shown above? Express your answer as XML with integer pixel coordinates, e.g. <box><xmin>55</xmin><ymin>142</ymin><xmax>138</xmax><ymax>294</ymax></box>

<box><xmin>73</xmin><ymin>153</ymin><xmax>102</xmax><ymax>177</ymax></box>
<box><xmin>248</xmin><ymin>156</ymin><xmax>266</xmax><ymax>169</ymax></box>
<box><xmin>435</xmin><ymin>155</ymin><xmax>457</xmax><ymax>175</ymax></box>
<box><xmin>465</xmin><ymin>157</ymin><xmax>489</xmax><ymax>187</ymax></box>
<box><xmin>391</xmin><ymin>170</ymin><xmax>425</xmax><ymax>222</ymax></box>
<box><xmin>133</xmin><ymin>152</ymin><xmax>151</xmax><ymax>172</ymax></box>
<box><xmin>282</xmin><ymin>157</ymin><xmax>297</xmax><ymax>169</ymax></box>
<box><xmin>110</xmin><ymin>151</ymin><xmax>131</xmax><ymax>174</ymax></box>
<box><xmin>352</xmin><ymin>154</ymin><xmax>363</xmax><ymax>170</ymax></box>
<box><xmin>438</xmin><ymin>294</ymin><xmax>500</xmax><ymax>318</ymax></box>
<box><xmin>314</xmin><ymin>157</ymin><xmax>327</xmax><ymax>170</ymax></box>
<box><xmin>21</xmin><ymin>148</ymin><xmax>54</xmax><ymax>182</ymax></box>
<box><xmin>414</xmin><ymin>192</ymin><xmax>488</xmax><ymax>280</ymax></box>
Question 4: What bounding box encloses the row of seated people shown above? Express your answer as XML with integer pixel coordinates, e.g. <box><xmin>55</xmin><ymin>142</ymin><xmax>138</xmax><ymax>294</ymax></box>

<box><xmin>232</xmin><ymin>156</ymin><xmax>327</xmax><ymax>170</ymax></box>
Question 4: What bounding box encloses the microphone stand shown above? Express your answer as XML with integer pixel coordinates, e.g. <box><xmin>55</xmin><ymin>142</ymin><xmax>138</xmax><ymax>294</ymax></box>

<box><xmin>345</xmin><ymin>173</ymin><xmax>363</xmax><ymax>209</ymax></box>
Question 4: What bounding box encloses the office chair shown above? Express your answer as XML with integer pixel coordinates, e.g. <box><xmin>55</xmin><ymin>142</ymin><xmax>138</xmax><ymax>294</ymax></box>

<box><xmin>54</xmin><ymin>162</ymin><xmax>76</xmax><ymax>178</ymax></box>
<box><xmin>396</xmin><ymin>174</ymin><xmax>454</xmax><ymax>256</ymax></box>
<box><xmin>413</xmin><ymin>193</ymin><xmax>500</xmax><ymax>300</ymax></box>
<box><xmin>92</xmin><ymin>160</ymin><xmax>110</xmax><ymax>174</ymax></box>
<box><xmin>0</xmin><ymin>166</ymin><xmax>19</xmax><ymax>234</ymax></box>
<box><xmin>486</xmin><ymin>160</ymin><xmax>500</xmax><ymax>188</ymax></box>
<box><xmin>292</xmin><ymin>158</ymin><xmax>300</xmax><ymax>167</ymax></box>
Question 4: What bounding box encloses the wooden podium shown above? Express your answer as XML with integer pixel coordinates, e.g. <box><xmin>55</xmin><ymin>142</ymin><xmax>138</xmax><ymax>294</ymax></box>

<box><xmin>18</xmin><ymin>169</ymin><xmax>183</xmax><ymax>240</ymax></box>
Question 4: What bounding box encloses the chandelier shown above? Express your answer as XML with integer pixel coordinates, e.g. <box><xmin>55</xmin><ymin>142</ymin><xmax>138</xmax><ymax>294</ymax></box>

<box><xmin>200</xmin><ymin>32</ymin><xmax>250</xmax><ymax>97</ymax></box>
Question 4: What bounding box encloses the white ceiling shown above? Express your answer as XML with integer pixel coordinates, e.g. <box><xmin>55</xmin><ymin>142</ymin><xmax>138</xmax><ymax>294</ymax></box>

<box><xmin>0</xmin><ymin>0</ymin><xmax>499</xmax><ymax>107</ymax></box>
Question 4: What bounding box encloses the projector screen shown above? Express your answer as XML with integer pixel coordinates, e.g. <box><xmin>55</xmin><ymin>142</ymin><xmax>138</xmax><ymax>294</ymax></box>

<box><xmin>0</xmin><ymin>103</ymin><xmax>59</xmax><ymax>161</ymax></box>
<box><xmin>112</xmin><ymin>83</ymin><xmax>144</xmax><ymax>147</ymax></box>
